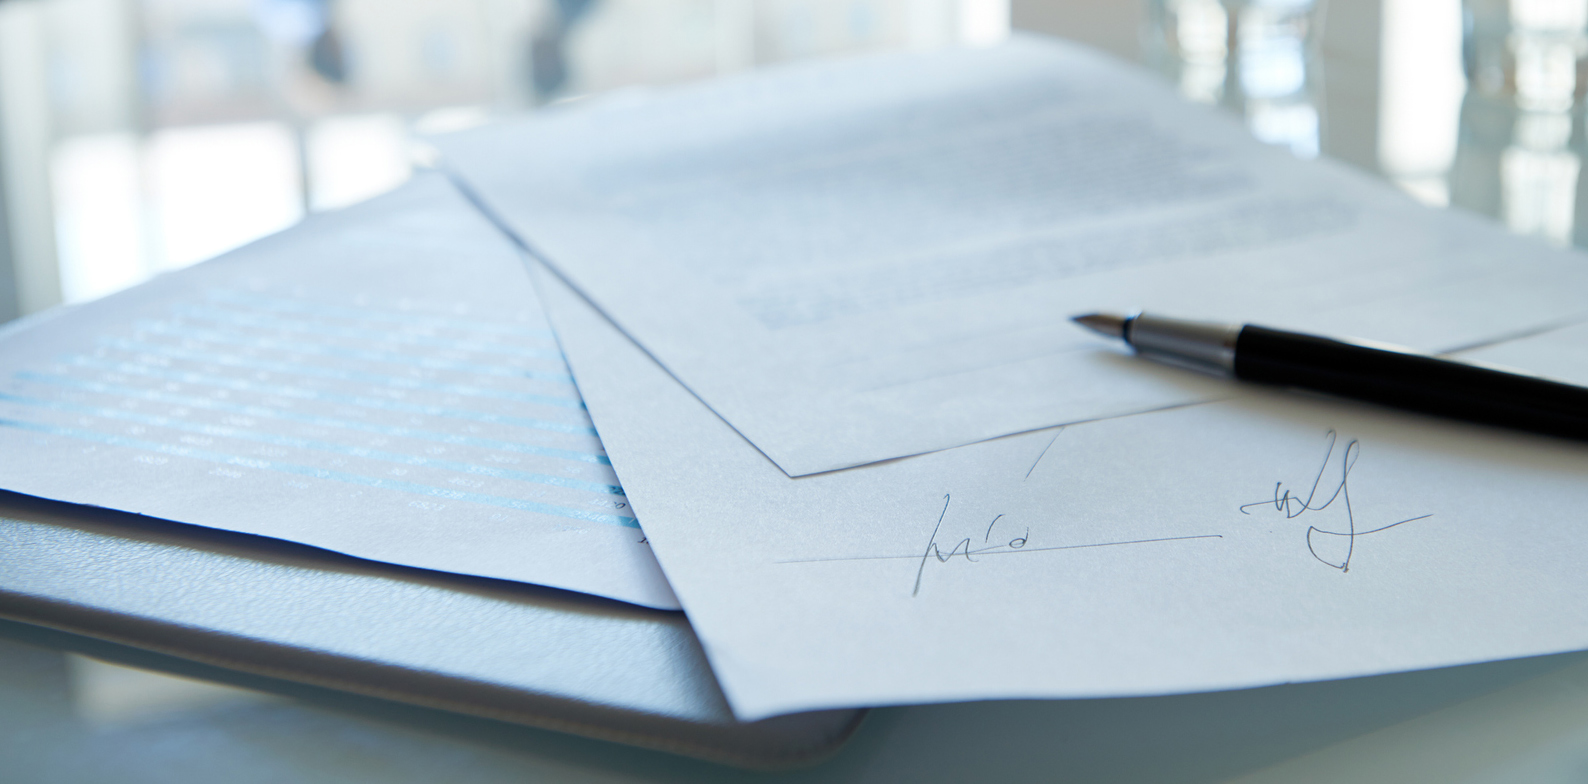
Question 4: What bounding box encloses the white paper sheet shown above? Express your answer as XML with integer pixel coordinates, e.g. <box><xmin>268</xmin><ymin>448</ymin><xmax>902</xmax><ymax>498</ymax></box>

<box><xmin>1461</xmin><ymin>322</ymin><xmax>1588</xmax><ymax>386</ymax></box>
<box><xmin>0</xmin><ymin>174</ymin><xmax>678</xmax><ymax>610</ymax></box>
<box><xmin>440</xmin><ymin>36</ymin><xmax>1588</xmax><ymax>475</ymax></box>
<box><xmin>534</xmin><ymin>263</ymin><xmax>1588</xmax><ymax>720</ymax></box>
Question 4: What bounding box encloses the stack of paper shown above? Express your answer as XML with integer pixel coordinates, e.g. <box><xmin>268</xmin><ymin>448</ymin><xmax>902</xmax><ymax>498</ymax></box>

<box><xmin>435</xmin><ymin>36</ymin><xmax>1588</xmax><ymax>719</ymax></box>
<box><xmin>0</xmin><ymin>173</ymin><xmax>676</xmax><ymax>610</ymax></box>
<box><xmin>9</xmin><ymin>33</ymin><xmax>1588</xmax><ymax>727</ymax></box>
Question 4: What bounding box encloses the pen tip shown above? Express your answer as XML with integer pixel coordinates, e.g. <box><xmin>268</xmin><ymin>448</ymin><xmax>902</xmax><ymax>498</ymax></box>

<box><xmin>1071</xmin><ymin>312</ymin><xmax>1128</xmax><ymax>340</ymax></box>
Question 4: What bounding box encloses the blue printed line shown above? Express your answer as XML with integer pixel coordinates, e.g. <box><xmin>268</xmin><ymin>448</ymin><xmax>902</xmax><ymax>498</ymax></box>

<box><xmin>172</xmin><ymin>304</ymin><xmax>563</xmax><ymax>360</ymax></box>
<box><xmin>0</xmin><ymin>417</ymin><xmax>638</xmax><ymax>528</ymax></box>
<box><xmin>0</xmin><ymin>392</ymin><xmax>623</xmax><ymax>495</ymax></box>
<box><xmin>12</xmin><ymin>374</ymin><xmax>612</xmax><ymax>467</ymax></box>
<box><xmin>131</xmin><ymin>320</ymin><xmax>570</xmax><ymax>381</ymax></box>
<box><xmin>36</xmin><ymin>362</ymin><xmax>598</xmax><ymax>437</ymax></box>
<box><xmin>207</xmin><ymin>290</ymin><xmax>557</xmax><ymax>339</ymax></box>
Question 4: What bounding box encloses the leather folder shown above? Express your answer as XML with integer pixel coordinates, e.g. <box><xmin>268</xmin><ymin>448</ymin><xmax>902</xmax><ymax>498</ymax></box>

<box><xmin>0</xmin><ymin>490</ymin><xmax>864</xmax><ymax>768</ymax></box>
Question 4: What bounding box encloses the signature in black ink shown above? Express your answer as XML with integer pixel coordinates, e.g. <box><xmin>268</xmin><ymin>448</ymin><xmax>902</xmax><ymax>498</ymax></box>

<box><xmin>1239</xmin><ymin>429</ymin><xmax>1430</xmax><ymax>572</ymax></box>
<box><xmin>779</xmin><ymin>493</ymin><xmax>1223</xmax><ymax>597</ymax></box>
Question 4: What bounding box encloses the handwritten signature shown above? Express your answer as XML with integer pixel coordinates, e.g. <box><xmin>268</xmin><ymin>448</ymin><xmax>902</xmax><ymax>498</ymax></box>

<box><xmin>909</xmin><ymin>495</ymin><xmax>1032</xmax><ymax>596</ymax></box>
<box><xmin>780</xmin><ymin>494</ymin><xmax>1222</xmax><ymax>597</ymax></box>
<box><xmin>1239</xmin><ymin>430</ymin><xmax>1430</xmax><ymax>572</ymax></box>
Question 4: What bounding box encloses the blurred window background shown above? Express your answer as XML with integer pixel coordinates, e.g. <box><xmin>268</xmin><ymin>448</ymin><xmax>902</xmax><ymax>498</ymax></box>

<box><xmin>3</xmin><ymin>0</ymin><xmax>1588</xmax><ymax>328</ymax></box>
<box><xmin>0</xmin><ymin>0</ymin><xmax>1010</xmax><ymax>321</ymax></box>
<box><xmin>1134</xmin><ymin>0</ymin><xmax>1588</xmax><ymax>249</ymax></box>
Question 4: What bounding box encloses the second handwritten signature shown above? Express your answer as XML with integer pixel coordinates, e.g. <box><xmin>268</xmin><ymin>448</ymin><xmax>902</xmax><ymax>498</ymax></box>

<box><xmin>1239</xmin><ymin>429</ymin><xmax>1431</xmax><ymax>572</ymax></box>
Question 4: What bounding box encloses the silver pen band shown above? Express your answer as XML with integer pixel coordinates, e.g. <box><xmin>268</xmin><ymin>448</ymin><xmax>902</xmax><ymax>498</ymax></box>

<box><xmin>1126</xmin><ymin>313</ymin><xmax>1241</xmax><ymax>376</ymax></box>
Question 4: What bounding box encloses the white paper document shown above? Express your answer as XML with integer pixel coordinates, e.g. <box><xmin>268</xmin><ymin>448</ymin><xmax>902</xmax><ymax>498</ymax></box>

<box><xmin>1462</xmin><ymin>321</ymin><xmax>1588</xmax><ymax>386</ymax></box>
<box><xmin>441</xmin><ymin>36</ymin><xmax>1588</xmax><ymax>475</ymax></box>
<box><xmin>536</xmin><ymin>266</ymin><xmax>1588</xmax><ymax>720</ymax></box>
<box><xmin>0</xmin><ymin>175</ymin><xmax>678</xmax><ymax>610</ymax></box>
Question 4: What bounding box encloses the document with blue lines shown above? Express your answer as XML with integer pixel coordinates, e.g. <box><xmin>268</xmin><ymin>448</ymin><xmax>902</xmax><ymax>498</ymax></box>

<box><xmin>0</xmin><ymin>174</ymin><xmax>678</xmax><ymax>609</ymax></box>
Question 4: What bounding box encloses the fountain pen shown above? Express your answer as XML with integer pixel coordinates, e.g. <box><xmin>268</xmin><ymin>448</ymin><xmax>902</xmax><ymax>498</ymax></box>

<box><xmin>1072</xmin><ymin>312</ymin><xmax>1588</xmax><ymax>440</ymax></box>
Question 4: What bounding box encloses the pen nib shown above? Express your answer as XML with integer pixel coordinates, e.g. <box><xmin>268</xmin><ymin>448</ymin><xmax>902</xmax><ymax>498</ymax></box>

<box><xmin>1071</xmin><ymin>313</ymin><xmax>1128</xmax><ymax>340</ymax></box>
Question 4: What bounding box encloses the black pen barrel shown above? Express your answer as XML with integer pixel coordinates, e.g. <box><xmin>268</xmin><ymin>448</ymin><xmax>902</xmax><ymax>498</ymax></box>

<box><xmin>1232</xmin><ymin>325</ymin><xmax>1588</xmax><ymax>440</ymax></box>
